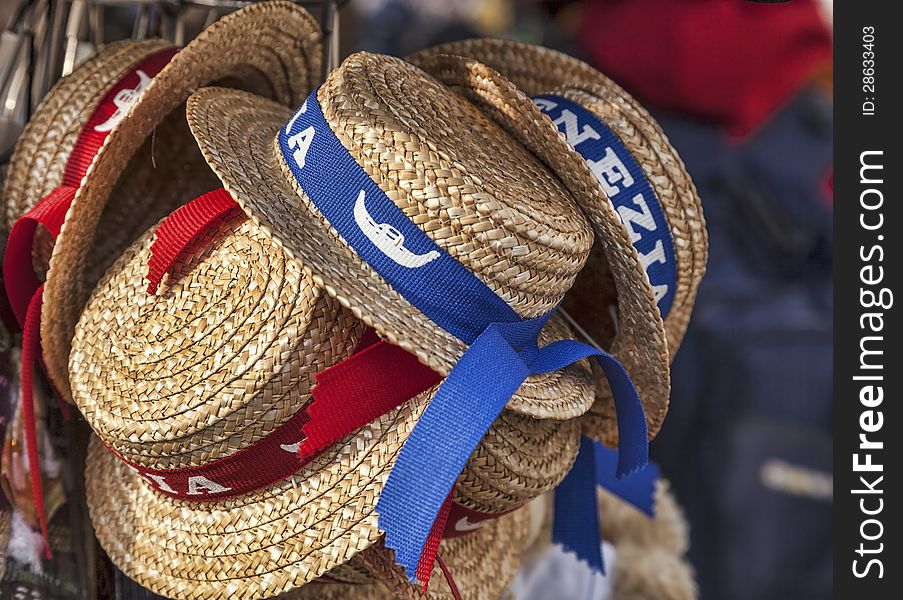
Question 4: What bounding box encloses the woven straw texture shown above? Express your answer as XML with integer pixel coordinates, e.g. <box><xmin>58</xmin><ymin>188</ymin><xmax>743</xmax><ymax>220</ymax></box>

<box><xmin>407</xmin><ymin>39</ymin><xmax>707</xmax><ymax>332</ymax></box>
<box><xmin>72</xmin><ymin>208</ymin><xmax>579</xmax><ymax>488</ymax></box>
<box><xmin>554</xmin><ymin>84</ymin><xmax>707</xmax><ymax>439</ymax></box>
<box><xmin>85</xmin><ymin>392</ymin><xmax>430</xmax><ymax>600</ymax></box>
<box><xmin>406</xmin><ymin>51</ymin><xmax>674</xmax><ymax>444</ymax></box>
<box><xmin>2</xmin><ymin>40</ymin><xmax>168</xmax><ymax>226</ymax></box>
<box><xmin>185</xmin><ymin>52</ymin><xmax>598</xmax><ymax>422</ymax></box>
<box><xmin>39</xmin><ymin>0</ymin><xmax>323</xmax><ymax>402</ymax></box>
<box><xmin>77</xmin><ymin>208</ymin><xmax>582</xmax><ymax>598</ymax></box>
<box><xmin>71</xmin><ymin>219</ymin><xmax>361</xmax><ymax>467</ymax></box>
<box><xmin>455</xmin><ymin>410</ymin><xmax>580</xmax><ymax>513</ymax></box>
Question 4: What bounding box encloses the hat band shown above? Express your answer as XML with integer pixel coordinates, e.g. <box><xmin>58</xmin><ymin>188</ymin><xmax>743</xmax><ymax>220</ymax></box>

<box><xmin>533</xmin><ymin>94</ymin><xmax>678</xmax><ymax>319</ymax></box>
<box><xmin>2</xmin><ymin>46</ymin><xmax>177</xmax><ymax>557</ymax></box>
<box><xmin>4</xmin><ymin>46</ymin><xmax>178</xmax><ymax>329</ymax></box>
<box><xmin>442</xmin><ymin>502</ymin><xmax>517</xmax><ymax>539</ymax></box>
<box><xmin>101</xmin><ymin>331</ymin><xmax>441</xmax><ymax>501</ymax></box>
<box><xmin>277</xmin><ymin>89</ymin><xmax>650</xmax><ymax>582</ymax></box>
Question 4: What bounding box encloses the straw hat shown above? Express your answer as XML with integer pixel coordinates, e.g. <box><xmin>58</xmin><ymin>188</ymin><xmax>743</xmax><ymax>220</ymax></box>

<box><xmin>408</xmin><ymin>40</ymin><xmax>707</xmax><ymax>442</ymax></box>
<box><xmin>184</xmin><ymin>52</ymin><xmax>598</xmax><ymax>423</ymax></box>
<box><xmin>2</xmin><ymin>0</ymin><xmax>322</xmax><ymax>402</ymax></box>
<box><xmin>75</xmin><ymin>194</ymin><xmax>584</xmax><ymax>598</ymax></box>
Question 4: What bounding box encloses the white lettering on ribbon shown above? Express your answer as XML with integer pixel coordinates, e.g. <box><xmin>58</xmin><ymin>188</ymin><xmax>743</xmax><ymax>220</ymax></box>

<box><xmin>533</xmin><ymin>98</ymin><xmax>601</xmax><ymax>148</ymax></box>
<box><xmin>650</xmin><ymin>282</ymin><xmax>669</xmax><ymax>306</ymax></box>
<box><xmin>617</xmin><ymin>193</ymin><xmax>668</xmax><ymax>302</ymax></box>
<box><xmin>285</xmin><ymin>99</ymin><xmax>316</xmax><ymax>170</ymax></box>
<box><xmin>616</xmin><ymin>193</ymin><xmax>659</xmax><ymax>244</ymax></box>
<box><xmin>532</xmin><ymin>97</ymin><xmax>558</xmax><ymax>112</ymax></box>
<box><xmin>94</xmin><ymin>70</ymin><xmax>153</xmax><ymax>132</ymax></box>
<box><xmin>586</xmin><ymin>147</ymin><xmax>635</xmax><ymax>197</ymax></box>
<box><xmin>551</xmin><ymin>109</ymin><xmax>602</xmax><ymax>148</ymax></box>
<box><xmin>353</xmin><ymin>190</ymin><xmax>440</xmax><ymax>269</ymax></box>
<box><xmin>138</xmin><ymin>471</ymin><xmax>176</xmax><ymax>494</ymax></box>
<box><xmin>532</xmin><ymin>94</ymin><xmax>676</xmax><ymax>315</ymax></box>
<box><xmin>187</xmin><ymin>476</ymin><xmax>232</xmax><ymax>496</ymax></box>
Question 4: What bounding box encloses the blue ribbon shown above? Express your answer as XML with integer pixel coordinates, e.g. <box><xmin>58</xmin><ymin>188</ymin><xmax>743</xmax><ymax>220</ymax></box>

<box><xmin>277</xmin><ymin>89</ymin><xmax>649</xmax><ymax>581</ymax></box>
<box><xmin>533</xmin><ymin>94</ymin><xmax>678</xmax><ymax>317</ymax></box>
<box><xmin>553</xmin><ymin>438</ymin><xmax>659</xmax><ymax>573</ymax></box>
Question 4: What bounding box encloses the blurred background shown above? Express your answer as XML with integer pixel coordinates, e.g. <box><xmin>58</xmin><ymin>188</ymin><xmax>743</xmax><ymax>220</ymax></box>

<box><xmin>1</xmin><ymin>1</ymin><xmax>832</xmax><ymax>599</ymax></box>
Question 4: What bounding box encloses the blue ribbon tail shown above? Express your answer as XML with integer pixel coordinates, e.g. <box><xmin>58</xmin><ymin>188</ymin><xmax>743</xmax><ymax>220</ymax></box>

<box><xmin>376</xmin><ymin>323</ymin><xmax>530</xmax><ymax>581</ymax></box>
<box><xmin>594</xmin><ymin>441</ymin><xmax>659</xmax><ymax>517</ymax></box>
<box><xmin>528</xmin><ymin>338</ymin><xmax>649</xmax><ymax>477</ymax></box>
<box><xmin>552</xmin><ymin>436</ymin><xmax>605</xmax><ymax>573</ymax></box>
<box><xmin>593</xmin><ymin>352</ymin><xmax>650</xmax><ymax>478</ymax></box>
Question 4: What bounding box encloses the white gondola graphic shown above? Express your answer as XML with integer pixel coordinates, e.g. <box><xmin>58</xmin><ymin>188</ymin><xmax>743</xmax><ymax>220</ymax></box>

<box><xmin>94</xmin><ymin>70</ymin><xmax>153</xmax><ymax>132</ymax></box>
<box><xmin>353</xmin><ymin>190</ymin><xmax>440</xmax><ymax>268</ymax></box>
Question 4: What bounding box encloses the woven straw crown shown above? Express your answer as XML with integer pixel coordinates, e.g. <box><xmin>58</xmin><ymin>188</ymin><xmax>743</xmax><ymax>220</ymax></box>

<box><xmin>185</xmin><ymin>52</ymin><xmax>597</xmax><ymax>423</ymax></box>
<box><xmin>75</xmin><ymin>199</ymin><xmax>581</xmax><ymax>599</ymax></box>
<box><xmin>71</xmin><ymin>217</ymin><xmax>361</xmax><ymax>468</ymax></box>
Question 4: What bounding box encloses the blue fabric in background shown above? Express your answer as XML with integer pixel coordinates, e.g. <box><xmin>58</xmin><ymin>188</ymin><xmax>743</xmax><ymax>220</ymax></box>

<box><xmin>651</xmin><ymin>89</ymin><xmax>833</xmax><ymax>600</ymax></box>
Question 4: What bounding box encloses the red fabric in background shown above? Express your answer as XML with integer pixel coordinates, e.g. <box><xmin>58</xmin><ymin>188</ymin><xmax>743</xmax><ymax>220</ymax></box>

<box><xmin>576</xmin><ymin>0</ymin><xmax>832</xmax><ymax>137</ymax></box>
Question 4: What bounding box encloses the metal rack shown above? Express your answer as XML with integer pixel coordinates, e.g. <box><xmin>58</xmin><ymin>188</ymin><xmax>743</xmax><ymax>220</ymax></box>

<box><xmin>0</xmin><ymin>0</ymin><xmax>347</xmax><ymax>163</ymax></box>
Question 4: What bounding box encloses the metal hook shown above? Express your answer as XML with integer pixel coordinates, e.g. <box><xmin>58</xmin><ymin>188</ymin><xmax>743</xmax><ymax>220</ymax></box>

<box><xmin>558</xmin><ymin>307</ymin><xmax>606</xmax><ymax>353</ymax></box>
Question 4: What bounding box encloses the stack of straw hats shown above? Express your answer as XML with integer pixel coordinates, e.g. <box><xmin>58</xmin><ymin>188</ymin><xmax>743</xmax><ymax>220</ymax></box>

<box><xmin>1</xmin><ymin>2</ymin><xmax>706</xmax><ymax>599</ymax></box>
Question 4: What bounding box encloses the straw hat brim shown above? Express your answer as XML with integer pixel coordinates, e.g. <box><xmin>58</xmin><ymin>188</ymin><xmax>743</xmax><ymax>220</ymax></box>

<box><xmin>185</xmin><ymin>86</ymin><xmax>594</xmax><ymax>421</ymax></box>
<box><xmin>86</xmin><ymin>392</ymin><xmax>432</xmax><ymax>600</ymax></box>
<box><xmin>403</xmin><ymin>53</ymin><xmax>674</xmax><ymax>443</ymax></box>
<box><xmin>86</xmin><ymin>393</ymin><xmax>546</xmax><ymax>599</ymax></box>
<box><xmin>40</xmin><ymin>0</ymin><xmax>323</xmax><ymax>402</ymax></box>
<box><xmin>409</xmin><ymin>39</ymin><xmax>708</xmax><ymax>355</ymax></box>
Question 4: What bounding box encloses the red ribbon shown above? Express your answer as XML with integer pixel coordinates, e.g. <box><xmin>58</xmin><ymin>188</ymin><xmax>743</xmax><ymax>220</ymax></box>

<box><xmin>146</xmin><ymin>188</ymin><xmax>244</xmax><ymax>294</ymax></box>
<box><xmin>1</xmin><ymin>46</ymin><xmax>178</xmax><ymax>557</ymax></box>
<box><xmin>300</xmin><ymin>340</ymin><xmax>442</xmax><ymax>458</ymax></box>
<box><xmin>20</xmin><ymin>284</ymin><xmax>49</xmax><ymax>559</ymax></box>
<box><xmin>100</xmin><ymin>335</ymin><xmax>442</xmax><ymax>500</ymax></box>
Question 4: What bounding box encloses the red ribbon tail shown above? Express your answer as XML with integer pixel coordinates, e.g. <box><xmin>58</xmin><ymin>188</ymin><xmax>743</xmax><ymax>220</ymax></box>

<box><xmin>435</xmin><ymin>553</ymin><xmax>463</xmax><ymax>600</ymax></box>
<box><xmin>300</xmin><ymin>341</ymin><xmax>441</xmax><ymax>459</ymax></box>
<box><xmin>21</xmin><ymin>286</ymin><xmax>51</xmax><ymax>558</ymax></box>
<box><xmin>417</xmin><ymin>491</ymin><xmax>454</xmax><ymax>588</ymax></box>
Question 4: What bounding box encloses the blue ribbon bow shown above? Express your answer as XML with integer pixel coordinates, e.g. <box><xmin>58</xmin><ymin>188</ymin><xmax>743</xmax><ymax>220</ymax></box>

<box><xmin>277</xmin><ymin>89</ymin><xmax>650</xmax><ymax>580</ymax></box>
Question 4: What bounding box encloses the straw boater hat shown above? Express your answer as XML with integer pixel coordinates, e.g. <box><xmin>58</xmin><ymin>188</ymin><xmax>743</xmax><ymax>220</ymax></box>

<box><xmin>408</xmin><ymin>40</ymin><xmax>708</xmax><ymax>443</ymax></box>
<box><xmin>73</xmin><ymin>180</ymin><xmax>587</xmax><ymax>598</ymax></box>
<box><xmin>185</xmin><ymin>54</ymin><xmax>599</xmax><ymax>422</ymax></box>
<box><xmin>2</xmin><ymin>0</ymin><xmax>322</xmax><ymax>404</ymax></box>
<box><xmin>182</xmin><ymin>48</ymin><xmax>659</xmax><ymax>578</ymax></box>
